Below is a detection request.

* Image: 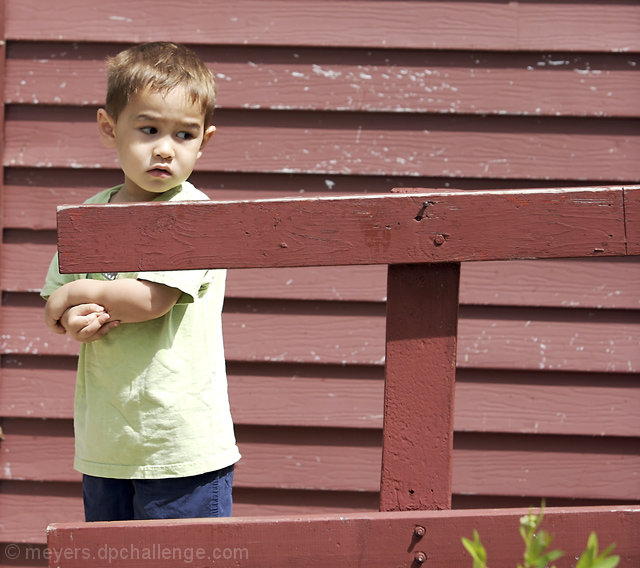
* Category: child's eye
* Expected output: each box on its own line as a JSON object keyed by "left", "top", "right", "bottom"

{"left": 176, "top": 131, "right": 195, "bottom": 140}
{"left": 140, "top": 126, "right": 157, "bottom": 135}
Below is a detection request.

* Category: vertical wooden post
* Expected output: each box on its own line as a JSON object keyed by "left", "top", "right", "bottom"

{"left": 380, "top": 263, "right": 461, "bottom": 512}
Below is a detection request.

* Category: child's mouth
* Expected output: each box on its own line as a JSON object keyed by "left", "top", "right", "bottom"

{"left": 148, "top": 168, "right": 171, "bottom": 178}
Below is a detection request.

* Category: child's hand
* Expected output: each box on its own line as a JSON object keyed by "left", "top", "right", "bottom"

{"left": 44, "top": 285, "right": 76, "bottom": 334}
{"left": 60, "top": 304, "right": 120, "bottom": 343}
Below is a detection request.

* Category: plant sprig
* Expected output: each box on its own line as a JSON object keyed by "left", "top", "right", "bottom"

{"left": 461, "top": 502, "right": 619, "bottom": 568}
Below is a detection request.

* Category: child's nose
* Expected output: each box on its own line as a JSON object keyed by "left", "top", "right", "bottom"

{"left": 153, "top": 138, "right": 174, "bottom": 159}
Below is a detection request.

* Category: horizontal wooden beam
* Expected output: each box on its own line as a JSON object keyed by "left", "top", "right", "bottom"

{"left": 47, "top": 506, "right": 640, "bottom": 568}
{"left": 57, "top": 186, "right": 638, "bottom": 273}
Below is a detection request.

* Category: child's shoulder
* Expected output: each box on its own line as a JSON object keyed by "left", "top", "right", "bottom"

{"left": 172, "top": 181, "right": 209, "bottom": 202}
{"left": 84, "top": 185, "right": 122, "bottom": 204}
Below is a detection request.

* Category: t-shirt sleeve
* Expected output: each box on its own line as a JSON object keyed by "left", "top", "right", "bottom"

{"left": 136, "top": 268, "right": 219, "bottom": 304}
{"left": 41, "top": 252, "right": 77, "bottom": 299}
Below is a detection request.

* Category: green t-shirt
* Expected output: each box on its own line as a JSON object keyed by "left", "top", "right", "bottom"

{"left": 42, "top": 182, "right": 240, "bottom": 479}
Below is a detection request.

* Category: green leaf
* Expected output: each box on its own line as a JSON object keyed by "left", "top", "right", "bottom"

{"left": 461, "top": 530, "right": 488, "bottom": 568}
{"left": 575, "top": 533, "right": 619, "bottom": 568}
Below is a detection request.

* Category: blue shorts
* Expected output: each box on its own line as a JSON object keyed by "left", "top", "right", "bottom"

{"left": 82, "top": 465, "right": 234, "bottom": 522}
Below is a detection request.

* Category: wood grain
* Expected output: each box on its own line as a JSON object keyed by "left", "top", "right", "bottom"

{"left": 3, "top": 419, "right": 638, "bottom": 502}
{"left": 2, "top": 358, "right": 638, "bottom": 436}
{"left": 45, "top": 507, "right": 640, "bottom": 567}
{"left": 4, "top": 298, "right": 639, "bottom": 372}
{"left": 2, "top": 0, "right": 640, "bottom": 556}
{"left": 6, "top": 0, "right": 639, "bottom": 51}
{"left": 4, "top": 240, "right": 639, "bottom": 309}
{"left": 54, "top": 188, "right": 632, "bottom": 273}
{"left": 6, "top": 43, "right": 638, "bottom": 117}
{"left": 6, "top": 107, "right": 639, "bottom": 180}
{"left": 0, "top": 481, "right": 635, "bottom": 547}
{"left": 0, "top": 169, "right": 607, "bottom": 231}
{"left": 381, "top": 263, "right": 459, "bottom": 511}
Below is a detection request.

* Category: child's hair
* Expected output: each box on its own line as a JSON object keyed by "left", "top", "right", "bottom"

{"left": 105, "top": 42, "right": 217, "bottom": 126}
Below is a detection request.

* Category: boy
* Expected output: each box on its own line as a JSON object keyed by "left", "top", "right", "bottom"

{"left": 41, "top": 42, "right": 241, "bottom": 522}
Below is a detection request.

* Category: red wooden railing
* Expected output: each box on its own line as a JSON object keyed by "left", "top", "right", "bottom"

{"left": 47, "top": 186, "right": 639, "bottom": 566}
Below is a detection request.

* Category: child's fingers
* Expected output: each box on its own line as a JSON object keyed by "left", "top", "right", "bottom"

{"left": 96, "top": 311, "right": 112, "bottom": 324}
{"left": 77, "top": 303, "right": 106, "bottom": 316}
{"left": 83, "top": 320, "right": 120, "bottom": 343}
{"left": 76, "top": 311, "right": 109, "bottom": 336}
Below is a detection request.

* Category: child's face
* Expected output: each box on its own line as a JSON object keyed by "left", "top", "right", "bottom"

{"left": 97, "top": 86, "right": 215, "bottom": 201}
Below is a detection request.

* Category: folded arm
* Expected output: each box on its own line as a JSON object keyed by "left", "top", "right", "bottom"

{"left": 45, "top": 278, "right": 182, "bottom": 334}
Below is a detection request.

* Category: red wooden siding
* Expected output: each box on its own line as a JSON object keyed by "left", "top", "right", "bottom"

{"left": 1, "top": 0, "right": 639, "bottom": 561}
{"left": 5, "top": 1, "right": 640, "bottom": 52}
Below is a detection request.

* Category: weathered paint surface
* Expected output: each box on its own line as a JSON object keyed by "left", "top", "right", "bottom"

{"left": 1, "top": 0, "right": 639, "bottom": 557}
{"left": 6, "top": 44, "right": 640, "bottom": 117}
{"left": 56, "top": 187, "right": 635, "bottom": 273}
{"left": 46, "top": 507, "right": 640, "bottom": 567}
{"left": 380, "top": 264, "right": 459, "bottom": 511}
{"left": 7, "top": 1, "right": 640, "bottom": 51}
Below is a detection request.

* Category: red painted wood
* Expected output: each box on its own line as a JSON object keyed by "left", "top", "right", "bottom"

{"left": 626, "top": 187, "right": 640, "bottom": 255}
{"left": 1, "top": 169, "right": 602, "bottom": 231}
{"left": 7, "top": 0, "right": 640, "bottom": 52}
{"left": 0, "top": 481, "right": 84, "bottom": 544}
{"left": 46, "top": 507, "right": 640, "bottom": 568}
{"left": 0, "top": 480, "right": 380, "bottom": 546}
{"left": 4, "top": 299, "right": 639, "bottom": 372}
{"left": 54, "top": 188, "right": 631, "bottom": 273}
{"left": 6, "top": 43, "right": 639, "bottom": 118}
{"left": 0, "top": 543, "right": 48, "bottom": 568}
{"left": 6, "top": 107, "right": 640, "bottom": 180}
{"left": 3, "top": 360, "right": 639, "bottom": 437}
{"left": 2, "top": 2, "right": 639, "bottom": 557}
{"left": 6, "top": 240, "right": 640, "bottom": 310}
{"left": 380, "top": 264, "right": 459, "bottom": 511}
{"left": 5, "top": 417, "right": 638, "bottom": 500}
{"left": 2, "top": 479, "right": 633, "bottom": 547}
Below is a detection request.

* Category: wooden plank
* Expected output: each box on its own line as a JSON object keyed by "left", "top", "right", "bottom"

{"left": 0, "top": 543, "right": 48, "bottom": 567}
{"left": 460, "top": 257, "right": 640, "bottom": 310}
{"left": 6, "top": 0, "right": 639, "bottom": 52}
{"left": 6, "top": 43, "right": 639, "bottom": 118}
{"left": 6, "top": 107, "right": 640, "bottom": 180}
{"left": 46, "top": 507, "right": 640, "bottom": 568}
{"left": 3, "top": 418, "right": 638, "bottom": 501}
{"left": 0, "top": 481, "right": 84, "bottom": 544}
{"left": 1, "top": 482, "right": 631, "bottom": 547}
{"left": 458, "top": 305, "right": 640, "bottom": 373}
{"left": 380, "top": 264, "right": 459, "bottom": 511}
{"left": 3, "top": 298, "right": 639, "bottom": 372}
{"left": 453, "top": 370, "right": 640, "bottom": 437}
{"left": 6, "top": 240, "right": 640, "bottom": 310}
{"left": 452, "top": 433, "right": 640, "bottom": 501}
{"left": 54, "top": 187, "right": 631, "bottom": 273}
{"left": 0, "top": 481, "right": 379, "bottom": 546}
{"left": 0, "top": 169, "right": 599, "bottom": 231}
{"left": 626, "top": 186, "right": 640, "bottom": 255}
{"left": 228, "top": 431, "right": 640, "bottom": 500}
{"left": 2, "top": 358, "right": 638, "bottom": 435}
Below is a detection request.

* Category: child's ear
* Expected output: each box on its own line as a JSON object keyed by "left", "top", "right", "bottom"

{"left": 97, "top": 108, "right": 117, "bottom": 148}
{"left": 197, "top": 125, "right": 216, "bottom": 159}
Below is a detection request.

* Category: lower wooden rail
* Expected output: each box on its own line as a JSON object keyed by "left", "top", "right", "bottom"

{"left": 47, "top": 506, "right": 640, "bottom": 567}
